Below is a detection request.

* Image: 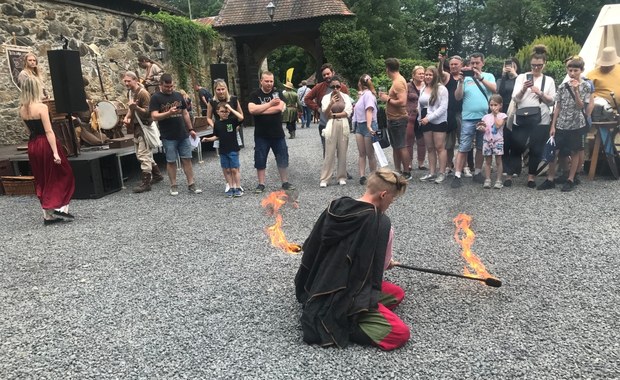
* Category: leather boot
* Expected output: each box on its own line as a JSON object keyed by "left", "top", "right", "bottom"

{"left": 133, "top": 172, "right": 152, "bottom": 193}
{"left": 151, "top": 164, "right": 164, "bottom": 184}
{"left": 289, "top": 130, "right": 296, "bottom": 139}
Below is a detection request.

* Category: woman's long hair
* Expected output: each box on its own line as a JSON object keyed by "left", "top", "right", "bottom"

{"left": 358, "top": 74, "right": 376, "bottom": 96}
{"left": 19, "top": 76, "right": 42, "bottom": 118}
{"left": 426, "top": 66, "right": 441, "bottom": 106}
{"left": 213, "top": 79, "right": 231, "bottom": 102}
{"left": 22, "top": 53, "right": 40, "bottom": 77}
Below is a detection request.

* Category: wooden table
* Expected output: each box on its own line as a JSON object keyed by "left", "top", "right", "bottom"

{"left": 588, "top": 121, "right": 619, "bottom": 180}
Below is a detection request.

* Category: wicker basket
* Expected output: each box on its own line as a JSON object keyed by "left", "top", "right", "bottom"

{"left": 1, "top": 176, "right": 36, "bottom": 196}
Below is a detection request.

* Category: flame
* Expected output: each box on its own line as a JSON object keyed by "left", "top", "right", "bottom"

{"left": 261, "top": 191, "right": 301, "bottom": 254}
{"left": 453, "top": 213, "right": 496, "bottom": 280}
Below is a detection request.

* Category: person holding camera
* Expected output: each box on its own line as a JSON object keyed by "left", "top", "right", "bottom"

{"left": 451, "top": 52, "right": 497, "bottom": 188}
{"left": 510, "top": 45, "right": 556, "bottom": 189}
{"left": 496, "top": 58, "right": 520, "bottom": 186}
{"left": 149, "top": 73, "right": 203, "bottom": 196}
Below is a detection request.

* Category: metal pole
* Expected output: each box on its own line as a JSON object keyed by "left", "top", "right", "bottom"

{"left": 187, "top": 0, "right": 193, "bottom": 20}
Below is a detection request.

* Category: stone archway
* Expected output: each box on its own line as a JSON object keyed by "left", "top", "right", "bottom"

{"left": 213, "top": 0, "right": 354, "bottom": 125}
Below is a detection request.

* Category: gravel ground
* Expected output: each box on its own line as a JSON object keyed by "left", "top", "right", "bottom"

{"left": 1, "top": 124, "right": 619, "bottom": 379}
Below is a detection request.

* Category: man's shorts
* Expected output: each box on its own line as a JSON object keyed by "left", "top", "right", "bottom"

{"left": 355, "top": 121, "right": 378, "bottom": 138}
{"left": 254, "top": 136, "right": 289, "bottom": 170}
{"left": 220, "top": 151, "right": 240, "bottom": 169}
{"left": 162, "top": 137, "right": 192, "bottom": 163}
{"left": 555, "top": 128, "right": 586, "bottom": 157}
{"left": 446, "top": 112, "right": 461, "bottom": 149}
{"left": 387, "top": 118, "right": 408, "bottom": 149}
{"left": 459, "top": 119, "right": 484, "bottom": 153}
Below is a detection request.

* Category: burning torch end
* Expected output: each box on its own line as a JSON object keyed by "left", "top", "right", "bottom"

{"left": 484, "top": 277, "right": 502, "bottom": 288}
{"left": 290, "top": 244, "right": 302, "bottom": 253}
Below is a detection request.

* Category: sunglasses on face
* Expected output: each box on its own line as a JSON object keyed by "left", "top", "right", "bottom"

{"left": 531, "top": 64, "right": 544, "bottom": 69}
{"left": 330, "top": 84, "right": 341, "bottom": 89}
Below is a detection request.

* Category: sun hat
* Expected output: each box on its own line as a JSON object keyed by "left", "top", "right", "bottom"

{"left": 596, "top": 46, "right": 620, "bottom": 67}
{"left": 284, "top": 81, "right": 295, "bottom": 90}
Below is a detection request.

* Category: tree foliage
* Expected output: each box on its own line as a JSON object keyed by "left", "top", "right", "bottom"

{"left": 163, "top": 0, "right": 223, "bottom": 18}
{"left": 320, "top": 19, "right": 373, "bottom": 85}
{"left": 515, "top": 36, "right": 581, "bottom": 69}
{"left": 267, "top": 46, "right": 316, "bottom": 88}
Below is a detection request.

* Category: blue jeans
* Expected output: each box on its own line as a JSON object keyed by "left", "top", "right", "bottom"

{"left": 162, "top": 138, "right": 192, "bottom": 162}
{"left": 459, "top": 119, "right": 484, "bottom": 153}
{"left": 301, "top": 106, "right": 312, "bottom": 128}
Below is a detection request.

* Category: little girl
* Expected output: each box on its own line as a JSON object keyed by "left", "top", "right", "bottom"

{"left": 477, "top": 94, "right": 507, "bottom": 189}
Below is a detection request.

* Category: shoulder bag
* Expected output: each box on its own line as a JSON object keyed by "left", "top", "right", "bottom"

{"left": 135, "top": 114, "right": 162, "bottom": 149}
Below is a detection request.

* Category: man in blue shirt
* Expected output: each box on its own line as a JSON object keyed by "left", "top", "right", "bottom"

{"left": 451, "top": 53, "right": 497, "bottom": 188}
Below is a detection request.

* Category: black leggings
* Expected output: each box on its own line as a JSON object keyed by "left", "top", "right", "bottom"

{"left": 509, "top": 123, "right": 550, "bottom": 176}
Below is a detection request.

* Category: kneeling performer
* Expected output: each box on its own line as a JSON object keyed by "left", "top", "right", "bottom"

{"left": 295, "top": 168, "right": 411, "bottom": 350}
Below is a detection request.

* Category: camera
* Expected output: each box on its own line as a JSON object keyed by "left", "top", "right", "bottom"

{"left": 526, "top": 73, "right": 533, "bottom": 82}
{"left": 504, "top": 60, "right": 512, "bottom": 67}
{"left": 462, "top": 69, "right": 474, "bottom": 77}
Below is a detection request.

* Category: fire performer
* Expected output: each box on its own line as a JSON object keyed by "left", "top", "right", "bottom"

{"left": 295, "top": 168, "right": 410, "bottom": 350}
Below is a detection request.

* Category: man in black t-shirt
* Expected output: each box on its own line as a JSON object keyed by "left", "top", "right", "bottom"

{"left": 248, "top": 71, "right": 295, "bottom": 193}
{"left": 194, "top": 83, "right": 212, "bottom": 116}
{"left": 150, "top": 73, "right": 202, "bottom": 196}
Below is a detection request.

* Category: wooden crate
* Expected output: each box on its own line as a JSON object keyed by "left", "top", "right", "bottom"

{"left": 1, "top": 176, "right": 36, "bottom": 196}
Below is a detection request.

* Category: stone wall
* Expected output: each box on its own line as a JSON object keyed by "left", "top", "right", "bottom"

{"left": 0, "top": 0, "right": 239, "bottom": 145}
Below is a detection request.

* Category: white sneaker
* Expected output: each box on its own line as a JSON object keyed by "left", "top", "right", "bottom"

{"left": 224, "top": 183, "right": 230, "bottom": 193}
{"left": 170, "top": 185, "right": 179, "bottom": 196}
{"left": 319, "top": 182, "right": 327, "bottom": 188}
{"left": 494, "top": 180, "right": 503, "bottom": 189}
{"left": 463, "top": 167, "right": 473, "bottom": 177}
{"left": 420, "top": 173, "right": 437, "bottom": 182}
{"left": 339, "top": 179, "right": 347, "bottom": 186}
{"left": 483, "top": 179, "right": 492, "bottom": 189}
{"left": 434, "top": 173, "right": 446, "bottom": 184}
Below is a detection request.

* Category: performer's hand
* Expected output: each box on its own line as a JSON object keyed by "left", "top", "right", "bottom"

{"left": 53, "top": 153, "right": 61, "bottom": 164}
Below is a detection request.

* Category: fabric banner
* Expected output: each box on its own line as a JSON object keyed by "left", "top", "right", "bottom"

{"left": 3, "top": 44, "right": 31, "bottom": 90}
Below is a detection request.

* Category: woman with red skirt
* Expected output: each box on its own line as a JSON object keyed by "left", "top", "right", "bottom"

{"left": 19, "top": 77, "right": 75, "bottom": 225}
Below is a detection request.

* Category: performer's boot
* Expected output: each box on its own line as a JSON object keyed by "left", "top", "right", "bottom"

{"left": 133, "top": 172, "right": 152, "bottom": 193}
{"left": 289, "top": 130, "right": 296, "bottom": 139}
{"left": 151, "top": 164, "right": 164, "bottom": 183}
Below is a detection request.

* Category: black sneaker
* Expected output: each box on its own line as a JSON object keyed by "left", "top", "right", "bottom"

{"left": 473, "top": 172, "right": 485, "bottom": 184}
{"left": 402, "top": 172, "right": 412, "bottom": 181}
{"left": 52, "top": 210, "right": 75, "bottom": 221}
{"left": 254, "top": 184, "right": 266, "bottom": 193}
{"left": 561, "top": 180, "right": 575, "bottom": 192}
{"left": 359, "top": 176, "right": 367, "bottom": 185}
{"left": 451, "top": 176, "right": 463, "bottom": 188}
{"left": 503, "top": 178, "right": 513, "bottom": 187}
{"left": 527, "top": 180, "right": 537, "bottom": 188}
{"left": 43, "top": 218, "right": 63, "bottom": 226}
{"left": 282, "top": 182, "right": 295, "bottom": 191}
{"left": 536, "top": 179, "right": 555, "bottom": 190}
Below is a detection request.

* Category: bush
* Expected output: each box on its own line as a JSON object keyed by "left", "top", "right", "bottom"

{"left": 320, "top": 19, "right": 373, "bottom": 85}
{"left": 515, "top": 35, "right": 581, "bottom": 70}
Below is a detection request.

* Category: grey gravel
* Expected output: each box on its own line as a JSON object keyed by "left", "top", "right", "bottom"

{"left": 1, "top": 124, "right": 619, "bottom": 379}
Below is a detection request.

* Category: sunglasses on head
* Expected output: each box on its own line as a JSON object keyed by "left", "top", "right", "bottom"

{"left": 330, "top": 84, "right": 341, "bottom": 89}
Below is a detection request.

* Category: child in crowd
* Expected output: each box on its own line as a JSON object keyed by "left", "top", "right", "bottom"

{"left": 202, "top": 102, "right": 244, "bottom": 197}
{"left": 537, "top": 56, "right": 592, "bottom": 192}
{"left": 477, "top": 94, "right": 507, "bottom": 189}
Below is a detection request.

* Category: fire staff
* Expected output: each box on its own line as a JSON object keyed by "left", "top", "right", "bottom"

{"left": 295, "top": 168, "right": 410, "bottom": 350}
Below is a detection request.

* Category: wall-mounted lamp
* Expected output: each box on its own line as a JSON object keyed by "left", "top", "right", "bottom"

{"left": 266, "top": 1, "right": 275, "bottom": 22}
{"left": 153, "top": 43, "right": 166, "bottom": 62}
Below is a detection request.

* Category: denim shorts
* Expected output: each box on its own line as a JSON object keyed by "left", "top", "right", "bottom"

{"left": 254, "top": 136, "right": 289, "bottom": 169}
{"left": 162, "top": 138, "right": 192, "bottom": 162}
{"left": 387, "top": 118, "right": 408, "bottom": 149}
{"left": 220, "top": 151, "right": 240, "bottom": 169}
{"left": 459, "top": 119, "right": 484, "bottom": 152}
{"left": 355, "top": 121, "right": 378, "bottom": 138}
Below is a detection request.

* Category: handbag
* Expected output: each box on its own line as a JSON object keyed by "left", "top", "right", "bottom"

{"left": 515, "top": 106, "right": 541, "bottom": 126}
{"left": 136, "top": 113, "right": 162, "bottom": 149}
{"left": 542, "top": 136, "right": 556, "bottom": 162}
{"left": 373, "top": 128, "right": 390, "bottom": 148}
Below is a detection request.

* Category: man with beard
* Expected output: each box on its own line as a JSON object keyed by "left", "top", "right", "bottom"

{"left": 122, "top": 71, "right": 164, "bottom": 193}
{"left": 304, "top": 63, "right": 350, "bottom": 155}
{"left": 248, "top": 71, "right": 295, "bottom": 193}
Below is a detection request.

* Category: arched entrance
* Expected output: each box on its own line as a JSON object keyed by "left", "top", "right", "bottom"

{"left": 213, "top": 0, "right": 354, "bottom": 125}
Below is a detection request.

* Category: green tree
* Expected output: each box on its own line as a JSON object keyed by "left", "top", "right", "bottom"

{"left": 320, "top": 19, "right": 373, "bottom": 85}
{"left": 162, "top": 0, "right": 223, "bottom": 17}
{"left": 267, "top": 46, "right": 316, "bottom": 88}
{"left": 344, "top": 0, "right": 411, "bottom": 58}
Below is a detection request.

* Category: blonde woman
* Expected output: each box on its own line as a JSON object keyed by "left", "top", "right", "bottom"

{"left": 407, "top": 66, "right": 427, "bottom": 171}
{"left": 18, "top": 52, "right": 48, "bottom": 99}
{"left": 19, "top": 77, "right": 75, "bottom": 224}
{"left": 206, "top": 79, "right": 245, "bottom": 192}
{"left": 319, "top": 76, "right": 353, "bottom": 187}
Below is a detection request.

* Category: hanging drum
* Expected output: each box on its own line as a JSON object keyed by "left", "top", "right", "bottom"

{"left": 96, "top": 101, "right": 127, "bottom": 130}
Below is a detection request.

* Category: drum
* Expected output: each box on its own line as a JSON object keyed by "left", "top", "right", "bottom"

{"left": 96, "top": 101, "right": 127, "bottom": 130}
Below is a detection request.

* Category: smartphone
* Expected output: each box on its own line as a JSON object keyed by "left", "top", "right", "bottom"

{"left": 462, "top": 69, "right": 474, "bottom": 77}
{"left": 504, "top": 60, "right": 512, "bottom": 67}
{"left": 439, "top": 44, "right": 447, "bottom": 55}
{"left": 526, "top": 73, "right": 533, "bottom": 82}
